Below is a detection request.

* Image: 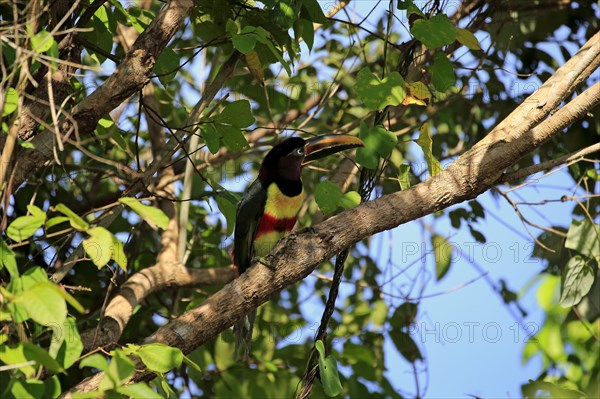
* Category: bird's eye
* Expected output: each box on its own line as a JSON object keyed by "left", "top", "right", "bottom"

{"left": 294, "top": 148, "right": 305, "bottom": 156}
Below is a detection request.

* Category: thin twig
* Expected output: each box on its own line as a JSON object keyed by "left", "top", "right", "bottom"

{"left": 501, "top": 142, "right": 600, "bottom": 185}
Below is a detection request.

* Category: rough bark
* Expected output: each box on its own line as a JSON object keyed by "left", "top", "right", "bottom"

{"left": 79, "top": 263, "right": 236, "bottom": 352}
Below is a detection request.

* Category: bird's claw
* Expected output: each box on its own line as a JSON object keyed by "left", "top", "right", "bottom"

{"left": 254, "top": 256, "right": 275, "bottom": 272}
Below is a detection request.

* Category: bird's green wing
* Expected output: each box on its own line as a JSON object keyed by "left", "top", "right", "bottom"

{"left": 234, "top": 179, "right": 267, "bottom": 273}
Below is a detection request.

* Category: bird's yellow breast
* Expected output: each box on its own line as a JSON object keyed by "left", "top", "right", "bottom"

{"left": 263, "top": 183, "right": 305, "bottom": 219}
{"left": 253, "top": 183, "right": 304, "bottom": 257}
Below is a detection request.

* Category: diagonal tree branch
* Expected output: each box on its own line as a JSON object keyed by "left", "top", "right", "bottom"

{"left": 79, "top": 262, "right": 236, "bottom": 352}
{"left": 63, "top": 31, "right": 600, "bottom": 396}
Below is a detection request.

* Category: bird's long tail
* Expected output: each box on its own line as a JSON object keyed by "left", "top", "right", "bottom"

{"left": 234, "top": 310, "right": 256, "bottom": 361}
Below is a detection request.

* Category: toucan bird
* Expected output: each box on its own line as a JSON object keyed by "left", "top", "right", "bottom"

{"left": 233, "top": 134, "right": 365, "bottom": 360}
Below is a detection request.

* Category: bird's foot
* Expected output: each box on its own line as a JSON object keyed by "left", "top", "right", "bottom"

{"left": 305, "top": 226, "right": 317, "bottom": 234}
{"left": 254, "top": 256, "right": 275, "bottom": 272}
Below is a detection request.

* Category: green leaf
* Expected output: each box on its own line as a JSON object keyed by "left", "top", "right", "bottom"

{"left": 81, "top": 6, "right": 115, "bottom": 63}
{"left": 136, "top": 343, "right": 183, "bottom": 373}
{"left": 47, "top": 38, "right": 59, "bottom": 68}
{"left": 112, "top": 235, "right": 127, "bottom": 272}
{"left": 44, "top": 376, "right": 62, "bottom": 399}
{"left": 182, "top": 355, "right": 202, "bottom": 374}
{"left": 30, "top": 29, "right": 56, "bottom": 53}
{"left": 215, "top": 192, "right": 238, "bottom": 236}
{"left": 154, "top": 47, "right": 180, "bottom": 78}
{"left": 416, "top": 123, "right": 442, "bottom": 177}
{"left": 9, "top": 379, "right": 45, "bottom": 399}
{"left": 392, "top": 302, "right": 418, "bottom": 328}
{"left": 339, "top": 191, "right": 361, "bottom": 210}
{"left": 45, "top": 216, "right": 70, "bottom": 230}
{"left": 109, "top": 0, "right": 144, "bottom": 32}
{"left": 404, "top": 81, "right": 431, "bottom": 106}
{"left": 410, "top": 14, "right": 456, "bottom": 48}
{"left": 217, "top": 100, "right": 255, "bottom": 128}
{"left": 0, "top": 344, "right": 37, "bottom": 377}
{"left": 99, "top": 350, "right": 135, "bottom": 391}
{"left": 301, "top": 0, "right": 328, "bottom": 24}
{"left": 390, "top": 331, "right": 422, "bottom": 363}
{"left": 215, "top": 124, "right": 249, "bottom": 152}
{"left": 71, "top": 390, "right": 105, "bottom": 399}
{"left": 52, "top": 280, "right": 86, "bottom": 314}
{"left": 119, "top": 197, "right": 169, "bottom": 230}
{"left": 456, "top": 28, "right": 481, "bottom": 50}
{"left": 232, "top": 32, "right": 257, "bottom": 54}
{"left": 15, "top": 281, "right": 67, "bottom": 325}
{"left": 276, "top": 1, "right": 298, "bottom": 28}
{"left": 80, "top": 353, "right": 108, "bottom": 371}
{"left": 522, "top": 380, "right": 588, "bottom": 399}
{"left": 586, "top": 168, "right": 599, "bottom": 180}
{"left": 315, "top": 340, "right": 343, "bottom": 397}
{"left": 28, "top": 204, "right": 45, "bottom": 218}
{"left": 54, "top": 203, "right": 90, "bottom": 231}
{"left": 7, "top": 204, "right": 46, "bottom": 242}
{"left": 315, "top": 181, "right": 343, "bottom": 215}
{"left": 83, "top": 227, "right": 114, "bottom": 269}
{"left": 17, "top": 140, "right": 35, "bottom": 149}
{"left": 398, "top": 0, "right": 426, "bottom": 19}
{"left": 157, "top": 374, "right": 176, "bottom": 398}
{"left": 1, "top": 238, "right": 19, "bottom": 279}
{"left": 430, "top": 52, "right": 456, "bottom": 92}
{"left": 432, "top": 234, "right": 453, "bottom": 280}
{"left": 202, "top": 124, "right": 221, "bottom": 154}
{"left": 226, "top": 19, "right": 239, "bottom": 35}
{"left": 242, "top": 49, "right": 264, "bottom": 81}
{"left": 343, "top": 342, "right": 375, "bottom": 366}
{"left": 117, "top": 383, "right": 163, "bottom": 399}
{"left": 355, "top": 123, "right": 398, "bottom": 169}
{"left": 5, "top": 294, "right": 28, "bottom": 325}
{"left": 370, "top": 300, "right": 388, "bottom": 327}
{"left": 23, "top": 343, "right": 64, "bottom": 373}
{"left": 20, "top": 266, "right": 47, "bottom": 289}
{"left": 355, "top": 68, "right": 406, "bottom": 110}
{"left": 560, "top": 255, "right": 595, "bottom": 307}
{"left": 398, "top": 164, "right": 411, "bottom": 190}
{"left": 93, "top": 3, "right": 111, "bottom": 28}
{"left": 48, "top": 317, "right": 83, "bottom": 369}
{"left": 111, "top": 129, "right": 129, "bottom": 151}
{"left": 1, "top": 342, "right": 65, "bottom": 376}
{"left": 565, "top": 219, "right": 600, "bottom": 263}
{"left": 263, "top": 39, "right": 292, "bottom": 76}
{"left": 2, "top": 87, "right": 18, "bottom": 116}
{"left": 468, "top": 225, "right": 486, "bottom": 243}
{"left": 299, "top": 18, "right": 314, "bottom": 50}
{"left": 469, "top": 200, "right": 485, "bottom": 219}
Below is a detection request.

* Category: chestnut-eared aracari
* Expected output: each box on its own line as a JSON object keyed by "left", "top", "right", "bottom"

{"left": 233, "top": 134, "right": 365, "bottom": 360}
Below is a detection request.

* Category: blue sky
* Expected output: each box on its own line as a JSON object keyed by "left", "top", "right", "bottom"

{"left": 385, "top": 167, "right": 589, "bottom": 398}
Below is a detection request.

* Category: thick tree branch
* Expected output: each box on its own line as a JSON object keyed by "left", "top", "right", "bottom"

{"left": 79, "top": 263, "right": 236, "bottom": 352}
{"left": 64, "top": 32, "right": 600, "bottom": 396}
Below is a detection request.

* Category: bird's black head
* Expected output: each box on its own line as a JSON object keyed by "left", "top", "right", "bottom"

{"left": 259, "top": 134, "right": 366, "bottom": 183}
{"left": 261, "top": 137, "right": 307, "bottom": 182}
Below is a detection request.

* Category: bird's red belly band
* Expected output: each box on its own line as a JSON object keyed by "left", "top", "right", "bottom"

{"left": 255, "top": 213, "right": 296, "bottom": 238}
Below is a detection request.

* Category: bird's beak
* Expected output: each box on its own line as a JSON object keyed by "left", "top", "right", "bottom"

{"left": 303, "top": 134, "right": 365, "bottom": 165}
